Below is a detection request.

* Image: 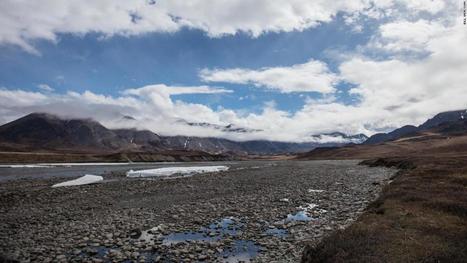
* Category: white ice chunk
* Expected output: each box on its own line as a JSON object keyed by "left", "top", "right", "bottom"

{"left": 52, "top": 174, "right": 103, "bottom": 187}
{"left": 126, "top": 166, "right": 229, "bottom": 178}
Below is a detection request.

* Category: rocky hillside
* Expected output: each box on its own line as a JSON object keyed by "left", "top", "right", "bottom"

{"left": 364, "top": 110, "right": 467, "bottom": 145}
{"left": 0, "top": 113, "right": 365, "bottom": 155}
{"left": 298, "top": 110, "right": 467, "bottom": 160}
{"left": 0, "top": 113, "right": 129, "bottom": 152}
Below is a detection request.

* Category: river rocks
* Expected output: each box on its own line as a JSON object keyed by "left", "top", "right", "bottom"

{"left": 129, "top": 229, "right": 142, "bottom": 239}
{"left": 0, "top": 160, "right": 395, "bottom": 262}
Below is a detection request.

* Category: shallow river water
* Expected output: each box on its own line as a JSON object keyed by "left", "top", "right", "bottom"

{"left": 0, "top": 161, "right": 256, "bottom": 181}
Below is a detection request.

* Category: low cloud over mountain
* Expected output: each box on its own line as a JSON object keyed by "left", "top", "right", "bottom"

{"left": 0, "top": 113, "right": 368, "bottom": 154}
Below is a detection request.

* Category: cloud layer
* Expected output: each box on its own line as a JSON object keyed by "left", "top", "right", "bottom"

{"left": 200, "top": 60, "right": 338, "bottom": 93}
{"left": 1, "top": 18, "right": 466, "bottom": 143}
{"left": 0, "top": 0, "right": 464, "bottom": 143}
{"left": 0, "top": 0, "right": 451, "bottom": 53}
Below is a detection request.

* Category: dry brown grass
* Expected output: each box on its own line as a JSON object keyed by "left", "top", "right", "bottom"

{"left": 302, "top": 156, "right": 467, "bottom": 263}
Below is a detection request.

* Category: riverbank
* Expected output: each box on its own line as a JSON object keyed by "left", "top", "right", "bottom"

{"left": 0, "top": 150, "right": 234, "bottom": 164}
{"left": 0, "top": 160, "right": 394, "bottom": 262}
{"left": 301, "top": 156, "right": 467, "bottom": 262}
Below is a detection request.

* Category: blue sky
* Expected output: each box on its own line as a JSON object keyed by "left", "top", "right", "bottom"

{"left": 0, "top": 14, "right": 372, "bottom": 113}
{"left": 0, "top": 0, "right": 465, "bottom": 142}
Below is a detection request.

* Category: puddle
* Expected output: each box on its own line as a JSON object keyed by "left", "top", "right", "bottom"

{"left": 265, "top": 228, "right": 288, "bottom": 238}
{"left": 206, "top": 217, "right": 241, "bottom": 235}
{"left": 286, "top": 211, "right": 313, "bottom": 222}
{"left": 162, "top": 231, "right": 214, "bottom": 245}
{"left": 78, "top": 218, "right": 261, "bottom": 262}
{"left": 136, "top": 217, "right": 261, "bottom": 262}
{"left": 274, "top": 204, "right": 319, "bottom": 225}
{"left": 161, "top": 217, "right": 242, "bottom": 245}
{"left": 79, "top": 246, "right": 111, "bottom": 258}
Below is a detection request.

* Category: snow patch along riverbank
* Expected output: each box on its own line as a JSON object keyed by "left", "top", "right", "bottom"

{"left": 126, "top": 166, "right": 229, "bottom": 178}
{"left": 52, "top": 174, "right": 103, "bottom": 187}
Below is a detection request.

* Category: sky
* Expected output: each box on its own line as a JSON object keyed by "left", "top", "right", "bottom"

{"left": 0, "top": 0, "right": 466, "bottom": 142}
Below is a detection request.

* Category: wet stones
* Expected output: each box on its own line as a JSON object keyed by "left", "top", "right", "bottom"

{"left": 129, "top": 229, "right": 142, "bottom": 239}
{"left": 0, "top": 160, "right": 396, "bottom": 262}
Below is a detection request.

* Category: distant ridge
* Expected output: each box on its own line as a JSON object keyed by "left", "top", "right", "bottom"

{"left": 0, "top": 113, "right": 366, "bottom": 155}
{"left": 0, "top": 113, "right": 128, "bottom": 151}
{"left": 364, "top": 110, "right": 467, "bottom": 145}
{"left": 298, "top": 109, "right": 467, "bottom": 160}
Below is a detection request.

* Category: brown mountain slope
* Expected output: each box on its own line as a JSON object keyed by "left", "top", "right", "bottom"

{"left": 0, "top": 113, "right": 365, "bottom": 155}
{"left": 298, "top": 120, "right": 467, "bottom": 160}
{"left": 300, "top": 119, "right": 467, "bottom": 262}
{"left": 363, "top": 109, "right": 466, "bottom": 145}
{"left": 0, "top": 113, "right": 132, "bottom": 152}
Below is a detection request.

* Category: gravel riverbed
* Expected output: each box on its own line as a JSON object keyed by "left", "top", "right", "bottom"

{"left": 0, "top": 160, "right": 396, "bottom": 262}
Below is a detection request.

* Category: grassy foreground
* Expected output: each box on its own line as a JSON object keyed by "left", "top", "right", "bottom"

{"left": 301, "top": 156, "right": 467, "bottom": 262}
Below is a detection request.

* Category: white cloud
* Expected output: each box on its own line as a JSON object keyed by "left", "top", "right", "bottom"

{"left": 0, "top": 84, "right": 237, "bottom": 139}
{"left": 0, "top": 0, "right": 179, "bottom": 54}
{"left": 0, "top": 0, "right": 453, "bottom": 53}
{"left": 338, "top": 23, "right": 467, "bottom": 128}
{"left": 37, "top": 84, "right": 54, "bottom": 92}
{"left": 123, "top": 84, "right": 232, "bottom": 96}
{"left": 369, "top": 19, "right": 446, "bottom": 53}
{"left": 200, "top": 60, "right": 338, "bottom": 93}
{"left": 0, "top": 1, "right": 465, "bottom": 143}
{"left": 162, "top": 0, "right": 372, "bottom": 37}
{"left": 0, "top": 19, "right": 466, "bottom": 143}
{"left": 0, "top": 89, "right": 48, "bottom": 107}
{"left": 399, "top": 0, "right": 446, "bottom": 14}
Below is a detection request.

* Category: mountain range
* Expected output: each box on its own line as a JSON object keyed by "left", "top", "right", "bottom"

{"left": 0, "top": 113, "right": 365, "bottom": 155}
{"left": 298, "top": 109, "right": 467, "bottom": 160}
{"left": 3, "top": 110, "right": 463, "bottom": 158}
{"left": 364, "top": 110, "right": 467, "bottom": 144}
{"left": 176, "top": 120, "right": 263, "bottom": 133}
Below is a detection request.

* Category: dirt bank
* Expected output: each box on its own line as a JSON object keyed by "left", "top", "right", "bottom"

{"left": 301, "top": 156, "right": 467, "bottom": 263}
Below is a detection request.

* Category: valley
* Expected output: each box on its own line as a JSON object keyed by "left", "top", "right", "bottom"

{"left": 0, "top": 160, "right": 395, "bottom": 262}
{"left": 0, "top": 113, "right": 367, "bottom": 160}
{"left": 1, "top": 109, "right": 467, "bottom": 262}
